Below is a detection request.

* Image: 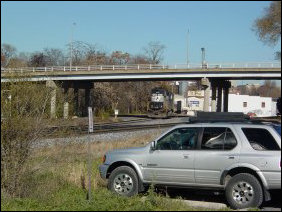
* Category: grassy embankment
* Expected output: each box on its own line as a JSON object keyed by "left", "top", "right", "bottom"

{"left": 1, "top": 133, "right": 232, "bottom": 211}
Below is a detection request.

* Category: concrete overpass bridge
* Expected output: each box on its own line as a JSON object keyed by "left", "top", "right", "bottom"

{"left": 1, "top": 62, "right": 281, "bottom": 118}
{"left": 1, "top": 62, "right": 281, "bottom": 82}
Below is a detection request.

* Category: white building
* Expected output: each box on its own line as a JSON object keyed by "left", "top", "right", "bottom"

{"left": 228, "top": 94, "right": 276, "bottom": 117}
{"left": 178, "top": 89, "right": 276, "bottom": 117}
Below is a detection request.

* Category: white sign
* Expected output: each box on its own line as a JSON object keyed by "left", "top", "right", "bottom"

{"left": 114, "top": 109, "right": 119, "bottom": 115}
{"left": 88, "top": 107, "right": 93, "bottom": 133}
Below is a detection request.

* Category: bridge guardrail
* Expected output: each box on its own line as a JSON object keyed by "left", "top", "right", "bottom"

{"left": 1, "top": 62, "right": 281, "bottom": 73}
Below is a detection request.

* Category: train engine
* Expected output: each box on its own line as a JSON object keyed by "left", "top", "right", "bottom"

{"left": 148, "top": 88, "right": 174, "bottom": 118}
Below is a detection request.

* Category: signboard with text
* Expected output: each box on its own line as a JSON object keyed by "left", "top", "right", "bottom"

{"left": 88, "top": 107, "right": 93, "bottom": 133}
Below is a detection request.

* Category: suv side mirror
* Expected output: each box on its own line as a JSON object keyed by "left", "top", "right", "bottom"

{"left": 151, "top": 141, "right": 156, "bottom": 151}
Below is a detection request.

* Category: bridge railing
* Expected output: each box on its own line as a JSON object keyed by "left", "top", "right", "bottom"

{"left": 1, "top": 62, "right": 280, "bottom": 73}
{"left": 171, "top": 62, "right": 281, "bottom": 69}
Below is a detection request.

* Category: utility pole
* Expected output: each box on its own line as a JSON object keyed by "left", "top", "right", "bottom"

{"left": 201, "top": 47, "right": 207, "bottom": 69}
{"left": 187, "top": 29, "right": 189, "bottom": 65}
{"left": 70, "top": 22, "right": 76, "bottom": 71}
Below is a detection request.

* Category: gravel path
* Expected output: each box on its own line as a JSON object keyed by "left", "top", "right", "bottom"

{"left": 35, "top": 128, "right": 169, "bottom": 148}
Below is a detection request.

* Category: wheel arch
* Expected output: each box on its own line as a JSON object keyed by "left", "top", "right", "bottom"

{"left": 106, "top": 160, "right": 145, "bottom": 192}
{"left": 221, "top": 165, "right": 271, "bottom": 201}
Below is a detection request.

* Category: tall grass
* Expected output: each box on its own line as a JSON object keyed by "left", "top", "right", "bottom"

{"left": 2, "top": 133, "right": 230, "bottom": 211}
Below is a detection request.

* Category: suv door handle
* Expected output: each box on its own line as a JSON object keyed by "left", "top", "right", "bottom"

{"left": 228, "top": 156, "right": 235, "bottom": 159}
{"left": 183, "top": 154, "right": 190, "bottom": 159}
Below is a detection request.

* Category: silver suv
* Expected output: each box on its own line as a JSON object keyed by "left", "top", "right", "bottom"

{"left": 99, "top": 114, "right": 281, "bottom": 209}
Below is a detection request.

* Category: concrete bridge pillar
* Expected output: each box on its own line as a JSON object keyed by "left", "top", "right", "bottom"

{"left": 62, "top": 82, "right": 71, "bottom": 119}
{"left": 70, "top": 81, "right": 94, "bottom": 117}
{"left": 46, "top": 80, "right": 57, "bottom": 119}
{"left": 223, "top": 81, "right": 231, "bottom": 112}
{"left": 83, "top": 83, "right": 92, "bottom": 116}
{"left": 211, "top": 80, "right": 217, "bottom": 112}
{"left": 216, "top": 84, "right": 223, "bottom": 112}
{"left": 74, "top": 84, "right": 79, "bottom": 116}
{"left": 201, "top": 78, "right": 210, "bottom": 112}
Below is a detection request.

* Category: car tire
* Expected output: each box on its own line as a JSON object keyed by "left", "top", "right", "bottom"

{"left": 108, "top": 166, "right": 139, "bottom": 197}
{"left": 225, "top": 173, "right": 263, "bottom": 209}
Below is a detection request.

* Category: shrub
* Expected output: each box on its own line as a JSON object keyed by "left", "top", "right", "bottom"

{"left": 1, "top": 80, "right": 52, "bottom": 196}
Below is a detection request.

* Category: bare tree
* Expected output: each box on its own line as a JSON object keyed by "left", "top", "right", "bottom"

{"left": 66, "top": 41, "right": 89, "bottom": 66}
{"left": 84, "top": 44, "right": 108, "bottom": 65}
{"left": 43, "top": 48, "right": 65, "bottom": 66}
{"left": 110, "top": 51, "right": 130, "bottom": 65}
{"left": 1, "top": 43, "right": 17, "bottom": 68}
{"left": 18, "top": 52, "right": 31, "bottom": 63}
{"left": 143, "top": 41, "right": 166, "bottom": 64}
{"left": 129, "top": 54, "right": 151, "bottom": 64}
{"left": 28, "top": 52, "right": 48, "bottom": 67}
{"left": 257, "top": 80, "right": 281, "bottom": 98}
{"left": 275, "top": 51, "right": 281, "bottom": 61}
{"left": 1, "top": 81, "right": 52, "bottom": 196}
{"left": 7, "top": 58, "right": 27, "bottom": 68}
{"left": 253, "top": 1, "right": 281, "bottom": 46}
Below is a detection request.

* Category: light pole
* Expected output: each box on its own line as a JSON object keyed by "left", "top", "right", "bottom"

{"left": 187, "top": 29, "right": 189, "bottom": 65}
{"left": 201, "top": 47, "right": 207, "bottom": 68}
{"left": 70, "top": 22, "right": 76, "bottom": 71}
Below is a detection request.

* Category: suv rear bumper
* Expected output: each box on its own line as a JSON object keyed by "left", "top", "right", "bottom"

{"left": 99, "top": 164, "right": 109, "bottom": 179}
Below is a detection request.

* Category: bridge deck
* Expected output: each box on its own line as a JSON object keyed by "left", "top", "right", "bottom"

{"left": 1, "top": 67, "right": 281, "bottom": 82}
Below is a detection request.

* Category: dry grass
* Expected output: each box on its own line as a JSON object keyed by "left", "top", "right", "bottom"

{"left": 2, "top": 131, "right": 233, "bottom": 211}
{"left": 29, "top": 133, "right": 157, "bottom": 190}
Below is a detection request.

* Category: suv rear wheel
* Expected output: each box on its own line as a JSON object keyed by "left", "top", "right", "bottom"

{"left": 108, "top": 166, "right": 139, "bottom": 197}
{"left": 225, "top": 173, "right": 263, "bottom": 209}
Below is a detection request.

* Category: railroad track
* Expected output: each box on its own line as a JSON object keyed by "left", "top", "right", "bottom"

{"left": 44, "top": 121, "right": 187, "bottom": 136}
{"left": 42, "top": 115, "right": 281, "bottom": 137}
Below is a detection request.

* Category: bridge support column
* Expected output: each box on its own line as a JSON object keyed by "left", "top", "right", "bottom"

{"left": 46, "top": 80, "right": 57, "bottom": 119}
{"left": 216, "top": 84, "right": 223, "bottom": 112}
{"left": 84, "top": 84, "right": 92, "bottom": 116}
{"left": 223, "top": 81, "right": 231, "bottom": 112}
{"left": 201, "top": 78, "right": 210, "bottom": 112}
{"left": 62, "top": 82, "right": 70, "bottom": 119}
{"left": 211, "top": 80, "right": 217, "bottom": 112}
{"left": 74, "top": 84, "right": 79, "bottom": 116}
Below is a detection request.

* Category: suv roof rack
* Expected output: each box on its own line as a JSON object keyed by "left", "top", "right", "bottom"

{"left": 189, "top": 112, "right": 250, "bottom": 123}
{"left": 188, "top": 112, "right": 281, "bottom": 124}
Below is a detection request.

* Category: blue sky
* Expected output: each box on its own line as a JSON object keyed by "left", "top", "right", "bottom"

{"left": 1, "top": 1, "right": 281, "bottom": 65}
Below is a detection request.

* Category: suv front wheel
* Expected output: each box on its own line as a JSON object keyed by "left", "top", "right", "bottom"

{"left": 108, "top": 166, "right": 139, "bottom": 197}
{"left": 225, "top": 173, "right": 263, "bottom": 209}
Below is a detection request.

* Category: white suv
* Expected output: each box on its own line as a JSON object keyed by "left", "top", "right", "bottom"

{"left": 99, "top": 113, "right": 281, "bottom": 209}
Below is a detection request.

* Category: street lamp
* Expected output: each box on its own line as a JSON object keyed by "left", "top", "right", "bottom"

{"left": 70, "top": 22, "right": 76, "bottom": 71}
{"left": 201, "top": 47, "right": 207, "bottom": 69}
{"left": 187, "top": 29, "right": 189, "bottom": 65}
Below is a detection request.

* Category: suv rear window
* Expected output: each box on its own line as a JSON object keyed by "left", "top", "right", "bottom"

{"left": 242, "top": 128, "right": 280, "bottom": 151}
{"left": 201, "top": 127, "right": 237, "bottom": 150}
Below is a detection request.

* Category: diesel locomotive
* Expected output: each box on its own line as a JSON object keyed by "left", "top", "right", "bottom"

{"left": 147, "top": 88, "right": 175, "bottom": 118}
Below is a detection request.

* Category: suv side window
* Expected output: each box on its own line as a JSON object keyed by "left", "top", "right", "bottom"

{"left": 201, "top": 127, "right": 237, "bottom": 150}
{"left": 242, "top": 128, "right": 280, "bottom": 151}
{"left": 156, "top": 128, "right": 198, "bottom": 150}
